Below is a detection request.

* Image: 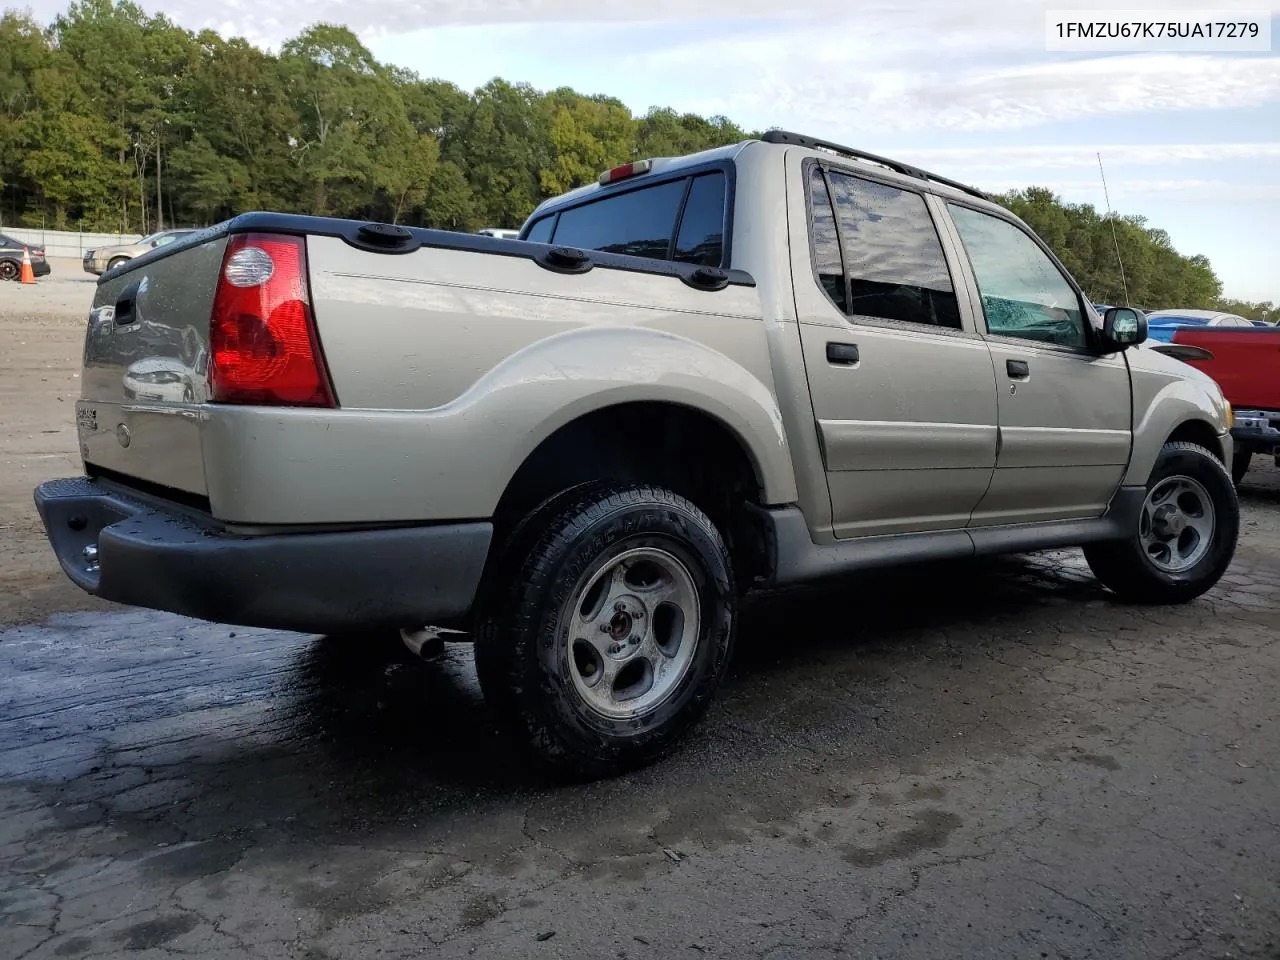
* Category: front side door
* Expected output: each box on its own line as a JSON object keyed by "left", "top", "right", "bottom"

{"left": 792, "top": 161, "right": 999, "bottom": 539}
{"left": 942, "top": 202, "right": 1133, "bottom": 526}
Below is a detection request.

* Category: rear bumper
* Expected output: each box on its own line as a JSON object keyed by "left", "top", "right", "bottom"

{"left": 32, "top": 260, "right": 51, "bottom": 277}
{"left": 1232, "top": 409, "right": 1280, "bottom": 454}
{"left": 34, "top": 477, "right": 493, "bottom": 634}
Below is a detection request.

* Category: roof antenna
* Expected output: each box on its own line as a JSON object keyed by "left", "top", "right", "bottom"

{"left": 1097, "top": 152, "right": 1130, "bottom": 307}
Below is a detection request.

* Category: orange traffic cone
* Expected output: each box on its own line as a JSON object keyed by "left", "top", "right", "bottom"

{"left": 19, "top": 246, "right": 36, "bottom": 284}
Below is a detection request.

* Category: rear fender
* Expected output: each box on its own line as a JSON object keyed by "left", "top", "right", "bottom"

{"left": 467, "top": 325, "right": 798, "bottom": 506}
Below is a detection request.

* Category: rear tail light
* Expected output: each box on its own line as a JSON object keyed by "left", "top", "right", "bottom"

{"left": 209, "top": 233, "right": 335, "bottom": 407}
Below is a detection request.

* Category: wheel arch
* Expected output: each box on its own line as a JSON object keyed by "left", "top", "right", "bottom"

{"left": 496, "top": 399, "right": 767, "bottom": 516}
{"left": 490, "top": 395, "right": 791, "bottom": 591}
{"left": 1126, "top": 380, "right": 1232, "bottom": 486}
{"left": 1166, "top": 418, "right": 1225, "bottom": 458}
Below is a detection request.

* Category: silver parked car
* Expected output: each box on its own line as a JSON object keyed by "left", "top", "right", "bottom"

{"left": 82, "top": 229, "right": 199, "bottom": 276}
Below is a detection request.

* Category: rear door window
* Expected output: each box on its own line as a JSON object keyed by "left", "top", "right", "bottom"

{"left": 822, "top": 170, "right": 961, "bottom": 329}
{"left": 807, "top": 168, "right": 847, "bottom": 311}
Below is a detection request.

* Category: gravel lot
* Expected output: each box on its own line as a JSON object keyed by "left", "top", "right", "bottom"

{"left": 1, "top": 265, "right": 1277, "bottom": 959}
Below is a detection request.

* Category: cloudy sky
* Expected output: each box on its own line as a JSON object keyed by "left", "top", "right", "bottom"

{"left": 30, "top": 0, "right": 1280, "bottom": 301}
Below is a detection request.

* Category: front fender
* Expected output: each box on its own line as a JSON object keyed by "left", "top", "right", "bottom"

{"left": 1127, "top": 357, "right": 1232, "bottom": 485}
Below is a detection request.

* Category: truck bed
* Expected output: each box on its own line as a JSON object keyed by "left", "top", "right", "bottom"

{"left": 73, "top": 212, "right": 780, "bottom": 527}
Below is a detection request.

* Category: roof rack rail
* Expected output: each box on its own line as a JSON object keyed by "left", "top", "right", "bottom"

{"left": 760, "top": 129, "right": 991, "bottom": 202}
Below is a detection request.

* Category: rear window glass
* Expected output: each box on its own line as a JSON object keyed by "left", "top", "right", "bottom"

{"left": 524, "top": 216, "right": 554, "bottom": 244}
{"left": 674, "top": 173, "right": 727, "bottom": 265}
{"left": 552, "top": 179, "right": 687, "bottom": 260}
{"left": 539, "top": 170, "right": 729, "bottom": 267}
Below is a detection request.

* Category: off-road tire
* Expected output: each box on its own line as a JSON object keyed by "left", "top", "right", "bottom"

{"left": 1084, "top": 441, "right": 1238, "bottom": 604}
{"left": 472, "top": 481, "right": 609, "bottom": 727}
{"left": 473, "top": 483, "right": 735, "bottom": 780}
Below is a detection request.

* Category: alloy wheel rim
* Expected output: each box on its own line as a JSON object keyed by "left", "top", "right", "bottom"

{"left": 1139, "top": 474, "right": 1215, "bottom": 573}
{"left": 561, "top": 545, "right": 701, "bottom": 721}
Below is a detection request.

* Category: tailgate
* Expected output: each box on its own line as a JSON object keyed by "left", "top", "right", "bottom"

{"left": 79, "top": 235, "right": 229, "bottom": 495}
{"left": 1173, "top": 328, "right": 1280, "bottom": 411}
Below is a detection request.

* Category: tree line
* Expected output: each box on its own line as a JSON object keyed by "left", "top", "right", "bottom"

{"left": 0, "top": 1, "right": 752, "bottom": 235}
{"left": 1002, "top": 188, "right": 1272, "bottom": 321}
{"left": 0, "top": 0, "right": 1269, "bottom": 316}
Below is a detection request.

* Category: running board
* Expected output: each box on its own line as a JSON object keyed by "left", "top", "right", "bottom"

{"left": 757, "top": 487, "right": 1146, "bottom": 587}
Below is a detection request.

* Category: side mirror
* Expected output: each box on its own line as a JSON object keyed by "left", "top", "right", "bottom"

{"left": 1102, "top": 307, "right": 1147, "bottom": 349}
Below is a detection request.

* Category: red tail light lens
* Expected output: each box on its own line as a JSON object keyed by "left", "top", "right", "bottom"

{"left": 209, "top": 233, "right": 334, "bottom": 407}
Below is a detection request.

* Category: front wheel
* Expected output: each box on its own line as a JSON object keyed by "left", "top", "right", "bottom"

{"left": 474, "top": 484, "right": 735, "bottom": 780}
{"left": 107, "top": 257, "right": 129, "bottom": 273}
{"left": 1084, "top": 441, "right": 1239, "bottom": 604}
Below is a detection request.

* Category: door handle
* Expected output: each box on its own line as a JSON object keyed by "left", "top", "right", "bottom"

{"left": 114, "top": 280, "right": 141, "bottom": 326}
{"left": 826, "top": 342, "right": 860, "bottom": 365}
{"left": 1006, "top": 359, "right": 1030, "bottom": 379}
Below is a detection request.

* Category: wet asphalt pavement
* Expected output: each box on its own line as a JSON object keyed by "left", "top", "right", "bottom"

{"left": 2, "top": 471, "right": 1279, "bottom": 959}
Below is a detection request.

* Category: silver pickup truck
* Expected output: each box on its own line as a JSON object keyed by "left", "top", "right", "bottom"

{"left": 36, "top": 130, "right": 1239, "bottom": 779}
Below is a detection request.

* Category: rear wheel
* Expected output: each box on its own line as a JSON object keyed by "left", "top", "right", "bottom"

{"left": 1231, "top": 448, "right": 1252, "bottom": 487}
{"left": 474, "top": 483, "right": 735, "bottom": 780}
{"left": 1084, "top": 441, "right": 1238, "bottom": 604}
{"left": 0, "top": 259, "right": 17, "bottom": 281}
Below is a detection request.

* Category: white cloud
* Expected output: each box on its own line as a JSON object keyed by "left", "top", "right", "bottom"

{"left": 648, "top": 47, "right": 1280, "bottom": 135}
{"left": 891, "top": 143, "right": 1280, "bottom": 172}
{"left": 23, "top": 0, "right": 1280, "bottom": 136}
{"left": 25, "top": 0, "right": 1280, "bottom": 48}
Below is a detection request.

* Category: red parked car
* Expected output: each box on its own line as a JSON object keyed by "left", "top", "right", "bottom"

{"left": 1150, "top": 325, "right": 1280, "bottom": 484}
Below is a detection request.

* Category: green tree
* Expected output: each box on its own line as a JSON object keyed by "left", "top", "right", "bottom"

{"left": 420, "top": 159, "right": 476, "bottom": 231}
{"left": 538, "top": 89, "right": 635, "bottom": 196}
{"left": 280, "top": 23, "right": 382, "bottom": 216}
{"left": 1001, "top": 187, "right": 1223, "bottom": 309}
{"left": 447, "top": 78, "right": 549, "bottom": 226}
{"left": 169, "top": 32, "right": 297, "bottom": 216}
{"left": 51, "top": 0, "right": 187, "bottom": 230}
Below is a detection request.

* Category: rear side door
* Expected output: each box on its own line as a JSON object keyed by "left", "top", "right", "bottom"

{"left": 941, "top": 202, "right": 1133, "bottom": 526}
{"left": 791, "top": 161, "right": 1000, "bottom": 539}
